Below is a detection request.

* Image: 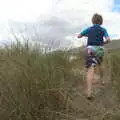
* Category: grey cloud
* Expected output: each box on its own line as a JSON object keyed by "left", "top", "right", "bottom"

{"left": 8, "top": 15, "right": 84, "bottom": 49}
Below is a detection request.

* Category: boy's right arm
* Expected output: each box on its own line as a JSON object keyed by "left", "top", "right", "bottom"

{"left": 76, "top": 28, "right": 89, "bottom": 38}
{"left": 76, "top": 34, "right": 82, "bottom": 38}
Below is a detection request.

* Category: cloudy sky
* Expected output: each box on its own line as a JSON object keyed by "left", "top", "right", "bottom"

{"left": 0, "top": 0, "right": 120, "bottom": 48}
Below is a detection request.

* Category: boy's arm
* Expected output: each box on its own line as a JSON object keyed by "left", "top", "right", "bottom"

{"left": 104, "top": 37, "right": 110, "bottom": 44}
{"left": 77, "top": 34, "right": 82, "bottom": 38}
{"left": 103, "top": 28, "right": 111, "bottom": 44}
{"left": 76, "top": 28, "right": 89, "bottom": 38}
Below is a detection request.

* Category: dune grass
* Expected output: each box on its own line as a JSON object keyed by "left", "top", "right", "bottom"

{"left": 0, "top": 39, "right": 119, "bottom": 120}
{"left": 0, "top": 40, "right": 85, "bottom": 120}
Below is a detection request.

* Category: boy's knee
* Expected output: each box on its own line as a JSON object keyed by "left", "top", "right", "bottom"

{"left": 85, "top": 56, "right": 98, "bottom": 68}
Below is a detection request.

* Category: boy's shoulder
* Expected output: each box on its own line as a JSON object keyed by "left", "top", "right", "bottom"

{"left": 90, "top": 25, "right": 108, "bottom": 33}
{"left": 84, "top": 24, "right": 105, "bottom": 30}
{"left": 80, "top": 25, "right": 108, "bottom": 34}
{"left": 99, "top": 25, "right": 108, "bottom": 31}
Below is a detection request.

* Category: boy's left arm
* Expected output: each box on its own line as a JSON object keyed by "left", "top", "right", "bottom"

{"left": 103, "top": 28, "right": 111, "bottom": 44}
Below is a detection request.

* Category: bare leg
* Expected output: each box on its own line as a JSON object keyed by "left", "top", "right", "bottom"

{"left": 87, "top": 66, "right": 94, "bottom": 98}
{"left": 98, "top": 64, "right": 104, "bottom": 85}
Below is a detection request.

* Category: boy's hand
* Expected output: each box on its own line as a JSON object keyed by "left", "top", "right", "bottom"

{"left": 104, "top": 37, "right": 111, "bottom": 44}
{"left": 104, "top": 40, "right": 110, "bottom": 44}
{"left": 75, "top": 33, "right": 82, "bottom": 38}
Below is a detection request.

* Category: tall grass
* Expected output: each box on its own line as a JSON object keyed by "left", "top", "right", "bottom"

{"left": 0, "top": 37, "right": 120, "bottom": 120}
{"left": 0, "top": 39, "right": 84, "bottom": 120}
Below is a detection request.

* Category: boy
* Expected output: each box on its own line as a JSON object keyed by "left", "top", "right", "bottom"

{"left": 76, "top": 13, "right": 110, "bottom": 100}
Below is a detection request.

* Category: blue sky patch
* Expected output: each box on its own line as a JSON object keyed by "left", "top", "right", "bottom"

{"left": 112, "top": 0, "right": 120, "bottom": 12}
{"left": 114, "top": 0, "right": 120, "bottom": 4}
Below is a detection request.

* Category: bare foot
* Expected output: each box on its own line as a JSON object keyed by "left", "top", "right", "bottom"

{"left": 101, "top": 80, "right": 105, "bottom": 85}
{"left": 86, "top": 96, "right": 95, "bottom": 101}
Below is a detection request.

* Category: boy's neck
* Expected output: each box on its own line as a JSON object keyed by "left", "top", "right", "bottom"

{"left": 93, "top": 24, "right": 100, "bottom": 26}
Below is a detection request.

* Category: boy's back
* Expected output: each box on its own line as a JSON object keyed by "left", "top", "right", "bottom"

{"left": 80, "top": 24, "right": 109, "bottom": 46}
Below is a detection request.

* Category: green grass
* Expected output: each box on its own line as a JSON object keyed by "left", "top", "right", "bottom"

{"left": 0, "top": 39, "right": 120, "bottom": 120}
{"left": 0, "top": 40, "right": 85, "bottom": 120}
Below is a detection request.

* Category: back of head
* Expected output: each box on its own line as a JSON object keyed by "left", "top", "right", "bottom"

{"left": 92, "top": 13, "right": 103, "bottom": 25}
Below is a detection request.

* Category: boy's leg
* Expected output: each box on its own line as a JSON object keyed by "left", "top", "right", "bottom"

{"left": 85, "top": 55, "right": 97, "bottom": 98}
{"left": 98, "top": 63, "right": 104, "bottom": 85}
{"left": 97, "top": 57, "right": 104, "bottom": 85}
{"left": 87, "top": 66, "right": 94, "bottom": 98}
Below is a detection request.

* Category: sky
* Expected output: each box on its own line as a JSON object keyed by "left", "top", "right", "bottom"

{"left": 113, "top": 0, "right": 120, "bottom": 11}
{"left": 0, "top": 0, "right": 120, "bottom": 48}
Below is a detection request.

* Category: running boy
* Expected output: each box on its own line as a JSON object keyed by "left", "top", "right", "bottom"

{"left": 76, "top": 13, "right": 111, "bottom": 100}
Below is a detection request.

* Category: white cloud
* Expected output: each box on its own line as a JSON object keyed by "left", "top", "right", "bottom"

{"left": 53, "top": 0, "right": 114, "bottom": 20}
{"left": 0, "top": 0, "right": 54, "bottom": 22}
{"left": 0, "top": 0, "right": 54, "bottom": 43}
{"left": 0, "top": 0, "right": 119, "bottom": 48}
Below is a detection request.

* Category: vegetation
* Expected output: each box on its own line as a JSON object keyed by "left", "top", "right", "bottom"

{"left": 0, "top": 38, "right": 120, "bottom": 120}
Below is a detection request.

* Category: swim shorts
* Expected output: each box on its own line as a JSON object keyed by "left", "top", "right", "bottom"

{"left": 85, "top": 46, "right": 104, "bottom": 68}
